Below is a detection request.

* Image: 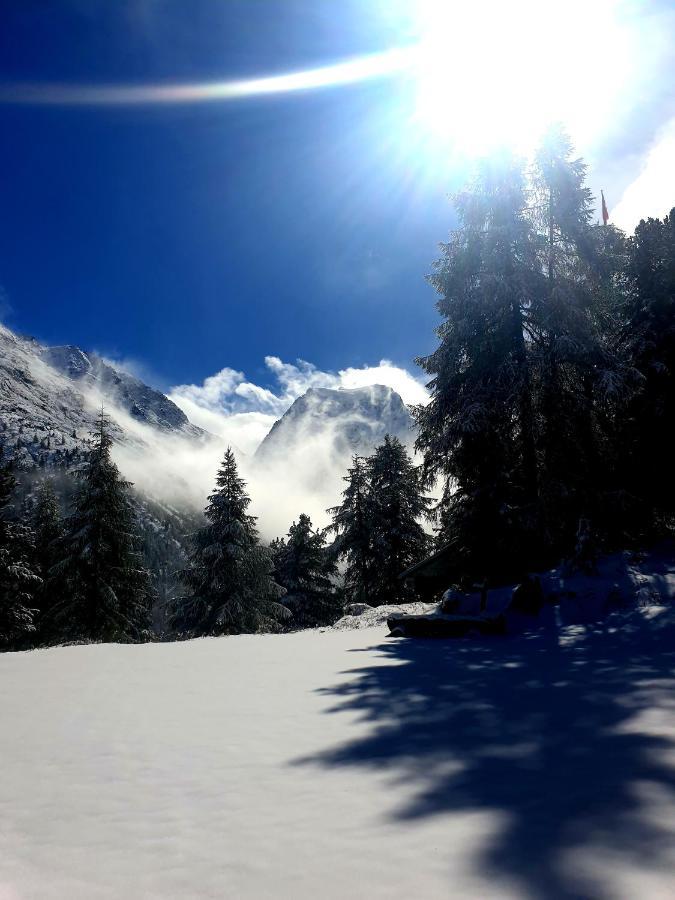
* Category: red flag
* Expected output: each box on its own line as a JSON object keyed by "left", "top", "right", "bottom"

{"left": 601, "top": 190, "right": 609, "bottom": 225}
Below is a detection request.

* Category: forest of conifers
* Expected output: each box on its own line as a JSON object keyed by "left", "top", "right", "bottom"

{"left": 1, "top": 127, "right": 674, "bottom": 649}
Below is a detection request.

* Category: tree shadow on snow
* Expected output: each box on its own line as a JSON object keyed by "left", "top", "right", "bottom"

{"left": 296, "top": 609, "right": 675, "bottom": 899}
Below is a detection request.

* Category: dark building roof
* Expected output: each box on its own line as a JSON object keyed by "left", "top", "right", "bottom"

{"left": 399, "top": 543, "right": 455, "bottom": 581}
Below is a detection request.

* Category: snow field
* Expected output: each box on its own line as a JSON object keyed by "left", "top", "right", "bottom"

{"left": 2, "top": 599, "right": 675, "bottom": 899}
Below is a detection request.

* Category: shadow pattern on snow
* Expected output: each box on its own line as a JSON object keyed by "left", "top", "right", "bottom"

{"left": 297, "top": 609, "right": 675, "bottom": 900}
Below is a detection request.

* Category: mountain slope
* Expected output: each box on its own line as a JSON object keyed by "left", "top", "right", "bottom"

{"left": 40, "top": 344, "right": 201, "bottom": 435}
{"left": 0, "top": 323, "right": 205, "bottom": 470}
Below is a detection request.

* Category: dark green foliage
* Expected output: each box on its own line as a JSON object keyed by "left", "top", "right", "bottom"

{"left": 414, "top": 152, "right": 545, "bottom": 577}
{"left": 0, "top": 449, "right": 39, "bottom": 648}
{"left": 328, "top": 455, "right": 376, "bottom": 604}
{"left": 330, "top": 438, "right": 431, "bottom": 606}
{"left": 365, "top": 435, "right": 432, "bottom": 605}
{"left": 30, "top": 477, "right": 65, "bottom": 639}
{"left": 272, "top": 513, "right": 342, "bottom": 627}
{"left": 529, "top": 126, "right": 624, "bottom": 547}
{"left": 31, "top": 477, "right": 62, "bottom": 580}
{"left": 135, "top": 494, "right": 197, "bottom": 635}
{"left": 48, "top": 413, "right": 153, "bottom": 643}
{"left": 620, "top": 209, "right": 675, "bottom": 524}
{"left": 33, "top": 479, "right": 60, "bottom": 544}
{"left": 414, "top": 129, "right": 666, "bottom": 581}
{"left": 170, "top": 448, "right": 287, "bottom": 636}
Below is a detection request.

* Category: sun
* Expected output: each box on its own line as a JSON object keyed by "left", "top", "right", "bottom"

{"left": 408, "top": 0, "right": 631, "bottom": 157}
{"left": 0, "top": 0, "right": 632, "bottom": 164}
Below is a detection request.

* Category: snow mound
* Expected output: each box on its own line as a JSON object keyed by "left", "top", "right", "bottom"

{"left": 331, "top": 601, "right": 438, "bottom": 630}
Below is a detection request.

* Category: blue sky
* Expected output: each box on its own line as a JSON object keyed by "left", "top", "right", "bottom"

{"left": 1, "top": 0, "right": 674, "bottom": 406}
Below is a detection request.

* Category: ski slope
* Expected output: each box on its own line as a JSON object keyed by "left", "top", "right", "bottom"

{"left": 2, "top": 604, "right": 675, "bottom": 899}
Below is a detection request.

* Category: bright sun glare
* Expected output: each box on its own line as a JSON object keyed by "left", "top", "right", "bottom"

{"left": 0, "top": 0, "right": 631, "bottom": 159}
{"left": 409, "top": 0, "right": 630, "bottom": 155}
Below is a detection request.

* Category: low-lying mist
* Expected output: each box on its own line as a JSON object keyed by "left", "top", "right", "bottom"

{"left": 108, "top": 403, "right": 410, "bottom": 540}
{"left": 99, "top": 356, "right": 429, "bottom": 541}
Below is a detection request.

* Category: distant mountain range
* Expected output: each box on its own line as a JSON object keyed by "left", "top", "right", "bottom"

{"left": 1, "top": 323, "right": 415, "bottom": 478}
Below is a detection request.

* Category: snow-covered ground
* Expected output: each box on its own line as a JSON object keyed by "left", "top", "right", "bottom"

{"left": 3, "top": 600, "right": 675, "bottom": 898}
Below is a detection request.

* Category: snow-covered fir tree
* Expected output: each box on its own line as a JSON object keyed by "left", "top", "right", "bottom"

{"left": 329, "top": 441, "right": 431, "bottom": 606}
{"left": 48, "top": 412, "right": 153, "bottom": 643}
{"left": 0, "top": 449, "right": 40, "bottom": 648}
{"left": 412, "top": 134, "right": 648, "bottom": 576}
{"left": 272, "top": 513, "right": 341, "bottom": 627}
{"left": 328, "top": 455, "right": 376, "bottom": 605}
{"left": 170, "top": 447, "right": 287, "bottom": 636}
{"left": 30, "top": 478, "right": 64, "bottom": 634}
{"left": 32, "top": 479, "right": 62, "bottom": 564}
{"left": 529, "top": 126, "right": 621, "bottom": 547}
{"left": 414, "top": 153, "right": 544, "bottom": 578}
{"left": 365, "top": 435, "right": 432, "bottom": 605}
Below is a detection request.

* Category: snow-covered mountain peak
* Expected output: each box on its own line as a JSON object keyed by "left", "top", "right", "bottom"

{"left": 255, "top": 383, "right": 413, "bottom": 463}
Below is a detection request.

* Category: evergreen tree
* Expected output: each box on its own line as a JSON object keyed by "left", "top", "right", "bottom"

{"left": 366, "top": 435, "right": 432, "bottom": 605}
{"left": 415, "top": 134, "right": 639, "bottom": 578}
{"left": 272, "top": 513, "right": 341, "bottom": 627}
{"left": 31, "top": 478, "right": 63, "bottom": 631}
{"left": 49, "top": 413, "right": 152, "bottom": 643}
{"left": 32, "top": 479, "right": 62, "bottom": 575}
{"left": 414, "top": 153, "right": 544, "bottom": 578}
{"left": 170, "top": 448, "right": 286, "bottom": 636}
{"left": 0, "top": 449, "right": 39, "bottom": 648}
{"left": 328, "top": 455, "right": 375, "bottom": 604}
{"left": 621, "top": 209, "right": 675, "bottom": 524}
{"left": 529, "top": 125, "right": 620, "bottom": 546}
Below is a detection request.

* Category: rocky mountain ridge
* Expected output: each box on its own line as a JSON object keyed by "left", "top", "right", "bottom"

{"left": 255, "top": 383, "right": 414, "bottom": 464}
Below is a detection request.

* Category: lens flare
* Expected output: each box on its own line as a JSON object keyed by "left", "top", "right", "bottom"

{"left": 0, "top": 48, "right": 414, "bottom": 107}
{"left": 0, "top": 0, "right": 632, "bottom": 158}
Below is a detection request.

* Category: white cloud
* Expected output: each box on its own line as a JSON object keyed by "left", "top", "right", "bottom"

{"left": 339, "top": 361, "right": 429, "bottom": 406}
{"left": 171, "top": 366, "right": 247, "bottom": 410}
{"left": 168, "top": 355, "right": 428, "bottom": 453}
{"left": 611, "top": 118, "right": 675, "bottom": 233}
{"left": 139, "top": 354, "right": 429, "bottom": 537}
{"left": 52, "top": 353, "right": 427, "bottom": 539}
{"left": 264, "top": 356, "right": 336, "bottom": 399}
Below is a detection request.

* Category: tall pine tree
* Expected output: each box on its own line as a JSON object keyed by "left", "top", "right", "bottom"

{"left": 529, "top": 125, "right": 619, "bottom": 547}
{"left": 366, "top": 435, "right": 432, "bottom": 605}
{"left": 171, "top": 448, "right": 286, "bottom": 636}
{"left": 49, "top": 412, "right": 152, "bottom": 643}
{"left": 328, "top": 455, "right": 375, "bottom": 604}
{"left": 31, "top": 478, "right": 64, "bottom": 636}
{"left": 272, "top": 513, "right": 341, "bottom": 627}
{"left": 621, "top": 209, "right": 675, "bottom": 525}
{"left": 329, "top": 441, "right": 432, "bottom": 606}
{"left": 414, "top": 153, "right": 544, "bottom": 578}
{"left": 0, "top": 449, "right": 39, "bottom": 648}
